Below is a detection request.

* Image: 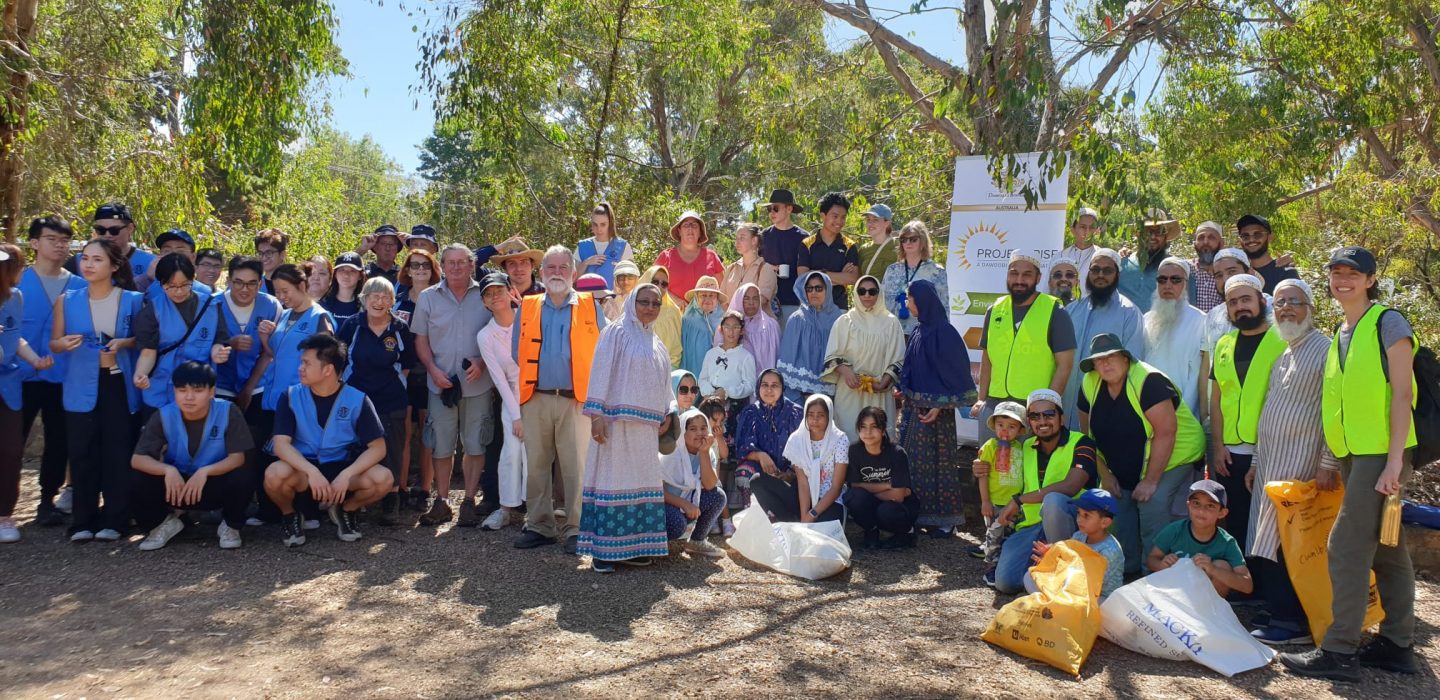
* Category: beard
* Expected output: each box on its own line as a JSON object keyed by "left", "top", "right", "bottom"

{"left": 1053, "top": 284, "right": 1074, "bottom": 303}
{"left": 1245, "top": 242, "right": 1270, "bottom": 260}
{"left": 1145, "top": 293, "right": 1186, "bottom": 349}
{"left": 545, "top": 277, "right": 569, "bottom": 294}
{"left": 1276, "top": 317, "right": 1314, "bottom": 343}
{"left": 1232, "top": 312, "right": 1266, "bottom": 331}
{"left": 1086, "top": 279, "right": 1117, "bottom": 306}
{"left": 1195, "top": 249, "right": 1216, "bottom": 265}
{"left": 1009, "top": 283, "right": 1036, "bottom": 304}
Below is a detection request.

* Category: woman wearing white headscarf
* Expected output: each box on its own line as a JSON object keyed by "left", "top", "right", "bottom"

{"left": 821, "top": 275, "right": 905, "bottom": 441}
{"left": 579, "top": 284, "right": 675, "bottom": 573}
{"left": 750, "top": 394, "right": 849, "bottom": 523}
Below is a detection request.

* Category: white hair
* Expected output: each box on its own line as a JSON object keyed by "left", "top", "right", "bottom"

{"left": 542, "top": 245, "right": 578, "bottom": 270}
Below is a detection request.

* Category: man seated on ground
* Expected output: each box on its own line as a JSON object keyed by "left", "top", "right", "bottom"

{"left": 1147, "top": 479, "right": 1253, "bottom": 597}
{"left": 264, "top": 333, "right": 392, "bottom": 547}
{"left": 130, "top": 361, "right": 253, "bottom": 551}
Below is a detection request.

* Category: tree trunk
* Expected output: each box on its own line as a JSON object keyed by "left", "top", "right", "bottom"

{"left": 0, "top": 0, "right": 40, "bottom": 241}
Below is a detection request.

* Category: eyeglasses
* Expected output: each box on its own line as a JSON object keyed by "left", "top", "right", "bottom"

{"left": 1051, "top": 271, "right": 1077, "bottom": 280}
{"left": 1272, "top": 298, "right": 1310, "bottom": 308}
{"left": 767, "top": 206, "right": 785, "bottom": 214}
{"left": 257, "top": 249, "right": 281, "bottom": 259}
{"left": 856, "top": 287, "right": 879, "bottom": 297}
{"left": 163, "top": 282, "right": 192, "bottom": 292}
{"left": 1027, "top": 409, "right": 1059, "bottom": 420}
{"left": 900, "top": 237, "right": 922, "bottom": 244}
{"left": 1089, "top": 267, "right": 1117, "bottom": 276}
{"left": 407, "top": 262, "right": 433, "bottom": 270}
{"left": 1237, "top": 231, "right": 1268, "bottom": 241}
{"left": 804, "top": 285, "right": 826, "bottom": 293}
{"left": 92, "top": 224, "right": 126, "bottom": 237}
{"left": 1156, "top": 275, "right": 1186, "bottom": 285}
{"left": 634, "top": 299, "right": 662, "bottom": 308}
{"left": 197, "top": 260, "right": 223, "bottom": 269}
{"left": 677, "top": 385, "right": 698, "bottom": 395}
{"left": 229, "top": 279, "right": 260, "bottom": 290}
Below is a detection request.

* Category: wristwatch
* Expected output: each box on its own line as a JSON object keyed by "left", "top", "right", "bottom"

{"left": 808, "top": 508, "right": 819, "bottom": 518}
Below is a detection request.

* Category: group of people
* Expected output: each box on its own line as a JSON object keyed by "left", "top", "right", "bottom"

{"left": 0, "top": 193, "right": 1419, "bottom": 683}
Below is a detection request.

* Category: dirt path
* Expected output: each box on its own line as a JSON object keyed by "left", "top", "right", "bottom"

{"left": 1, "top": 472, "right": 1436, "bottom": 699}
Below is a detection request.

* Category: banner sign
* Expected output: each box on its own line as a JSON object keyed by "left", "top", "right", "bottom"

{"left": 947, "top": 153, "right": 1070, "bottom": 444}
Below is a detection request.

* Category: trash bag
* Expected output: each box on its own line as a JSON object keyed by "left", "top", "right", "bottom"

{"left": 981, "top": 540, "right": 1106, "bottom": 676}
{"left": 728, "top": 497, "right": 851, "bottom": 580}
{"left": 1100, "top": 558, "right": 1275, "bottom": 677}
{"left": 1264, "top": 479, "right": 1385, "bottom": 645}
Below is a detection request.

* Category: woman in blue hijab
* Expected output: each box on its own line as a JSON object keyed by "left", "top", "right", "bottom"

{"left": 898, "top": 279, "right": 976, "bottom": 539}
{"left": 776, "top": 271, "right": 843, "bottom": 402}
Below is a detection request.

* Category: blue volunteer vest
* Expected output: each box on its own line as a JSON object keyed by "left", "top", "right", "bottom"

{"left": 0, "top": 293, "right": 23, "bottom": 411}
{"left": 216, "top": 291, "right": 280, "bottom": 396}
{"left": 160, "top": 398, "right": 233, "bottom": 475}
{"left": 286, "top": 383, "right": 366, "bottom": 463}
{"left": 129, "top": 248, "right": 156, "bottom": 287}
{"left": 577, "top": 237, "right": 629, "bottom": 288}
{"left": 17, "top": 268, "right": 86, "bottom": 383}
{"left": 61, "top": 288, "right": 144, "bottom": 413}
{"left": 143, "top": 292, "right": 221, "bottom": 409}
{"left": 261, "top": 305, "right": 334, "bottom": 411}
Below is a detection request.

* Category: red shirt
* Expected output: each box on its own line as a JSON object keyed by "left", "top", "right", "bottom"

{"left": 655, "top": 246, "right": 724, "bottom": 302}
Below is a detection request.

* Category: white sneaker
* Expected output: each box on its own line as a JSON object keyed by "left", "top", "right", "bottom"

{"left": 69, "top": 529, "right": 95, "bottom": 543}
{"left": 217, "top": 522, "right": 243, "bottom": 549}
{"left": 302, "top": 518, "right": 320, "bottom": 531}
{"left": 94, "top": 528, "right": 122, "bottom": 542}
{"left": 685, "top": 539, "right": 726, "bottom": 559}
{"left": 138, "top": 516, "right": 184, "bottom": 551}
{"left": 721, "top": 518, "right": 736, "bottom": 537}
{"left": 55, "top": 487, "right": 73, "bottom": 514}
{"left": 0, "top": 517, "right": 19, "bottom": 543}
{"left": 480, "top": 508, "right": 509, "bottom": 531}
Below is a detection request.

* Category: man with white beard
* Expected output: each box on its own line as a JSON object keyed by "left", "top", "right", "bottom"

{"left": 1247, "top": 279, "right": 1339, "bottom": 645}
{"left": 1063, "top": 248, "right": 1145, "bottom": 428}
{"left": 1144, "top": 257, "right": 1209, "bottom": 419}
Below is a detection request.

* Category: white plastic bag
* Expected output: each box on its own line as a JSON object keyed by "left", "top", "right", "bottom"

{"left": 729, "top": 497, "right": 852, "bottom": 580}
{"left": 1099, "top": 558, "right": 1275, "bottom": 677}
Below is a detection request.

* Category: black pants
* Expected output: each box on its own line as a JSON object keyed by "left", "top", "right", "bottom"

{"left": 131, "top": 467, "right": 252, "bottom": 531}
{"left": 481, "top": 391, "right": 502, "bottom": 507}
{"left": 1254, "top": 545, "right": 1307, "bottom": 628}
{"left": 248, "top": 404, "right": 280, "bottom": 522}
{"left": 1217, "top": 451, "right": 1253, "bottom": 550}
{"left": 750, "top": 472, "right": 844, "bottom": 523}
{"left": 66, "top": 372, "right": 138, "bottom": 533}
{"left": 842, "top": 488, "right": 919, "bottom": 535}
{"left": 20, "top": 381, "right": 68, "bottom": 504}
{"left": 0, "top": 404, "right": 22, "bottom": 517}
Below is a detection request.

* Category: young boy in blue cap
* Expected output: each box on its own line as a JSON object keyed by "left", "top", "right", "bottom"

{"left": 1027, "top": 488, "right": 1125, "bottom": 600}
{"left": 1148, "top": 479, "right": 1254, "bottom": 597}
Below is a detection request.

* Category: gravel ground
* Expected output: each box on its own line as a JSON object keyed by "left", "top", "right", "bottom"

{"left": 2, "top": 467, "right": 1438, "bottom": 699}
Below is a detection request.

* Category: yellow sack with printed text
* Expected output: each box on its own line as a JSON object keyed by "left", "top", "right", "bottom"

{"left": 1265, "top": 480, "right": 1384, "bottom": 645}
{"left": 981, "top": 540, "right": 1108, "bottom": 676}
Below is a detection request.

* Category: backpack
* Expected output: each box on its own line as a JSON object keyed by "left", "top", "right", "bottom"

{"left": 1376, "top": 310, "right": 1440, "bottom": 468}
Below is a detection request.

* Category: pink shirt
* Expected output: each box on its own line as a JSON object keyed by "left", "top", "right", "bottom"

{"left": 655, "top": 246, "right": 724, "bottom": 302}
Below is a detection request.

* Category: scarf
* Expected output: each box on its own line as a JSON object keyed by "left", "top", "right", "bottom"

{"left": 823, "top": 275, "right": 905, "bottom": 384}
{"left": 638, "top": 265, "right": 683, "bottom": 367}
{"left": 781, "top": 394, "right": 848, "bottom": 505}
{"left": 581, "top": 283, "right": 673, "bottom": 425}
{"left": 777, "top": 271, "right": 843, "bottom": 399}
{"left": 719, "top": 282, "right": 779, "bottom": 372}
{"left": 736, "top": 369, "right": 804, "bottom": 471}
{"left": 659, "top": 407, "right": 710, "bottom": 506}
{"left": 900, "top": 279, "right": 975, "bottom": 406}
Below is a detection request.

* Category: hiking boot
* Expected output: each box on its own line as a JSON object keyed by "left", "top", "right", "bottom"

{"left": 376, "top": 493, "right": 400, "bottom": 526}
{"left": 564, "top": 534, "right": 579, "bottom": 555}
{"left": 281, "top": 512, "right": 307, "bottom": 547}
{"left": 138, "top": 515, "right": 184, "bottom": 551}
{"left": 456, "top": 498, "right": 480, "bottom": 527}
{"left": 407, "top": 487, "right": 429, "bottom": 511}
{"left": 1357, "top": 635, "right": 1418, "bottom": 674}
{"left": 419, "top": 498, "right": 453, "bottom": 526}
{"left": 1278, "top": 648, "right": 1360, "bottom": 683}
{"left": 514, "top": 528, "right": 557, "bottom": 549}
{"left": 217, "top": 522, "right": 243, "bottom": 549}
{"left": 330, "top": 506, "right": 362, "bottom": 542}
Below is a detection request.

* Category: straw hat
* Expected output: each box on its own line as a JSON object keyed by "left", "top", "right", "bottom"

{"left": 1142, "top": 208, "right": 1183, "bottom": 242}
{"left": 684, "top": 275, "right": 728, "bottom": 304}
{"left": 490, "top": 237, "right": 543, "bottom": 268}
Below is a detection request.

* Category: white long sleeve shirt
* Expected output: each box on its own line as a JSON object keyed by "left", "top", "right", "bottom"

{"left": 699, "top": 344, "right": 756, "bottom": 400}
{"left": 477, "top": 318, "right": 521, "bottom": 423}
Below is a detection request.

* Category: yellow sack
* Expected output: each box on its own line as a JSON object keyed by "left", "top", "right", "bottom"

{"left": 981, "top": 540, "right": 1108, "bottom": 676}
{"left": 1264, "top": 480, "right": 1385, "bottom": 645}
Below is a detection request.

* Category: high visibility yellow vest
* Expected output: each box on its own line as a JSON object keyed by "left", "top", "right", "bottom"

{"left": 1322, "top": 304, "right": 1417, "bottom": 457}
{"left": 1083, "top": 360, "right": 1205, "bottom": 473}
{"left": 1214, "top": 327, "right": 1286, "bottom": 445}
{"left": 1017, "top": 430, "right": 1084, "bottom": 529}
{"left": 987, "top": 293, "right": 1059, "bottom": 400}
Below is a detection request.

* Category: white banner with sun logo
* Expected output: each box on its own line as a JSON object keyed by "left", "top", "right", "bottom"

{"left": 947, "top": 152, "right": 1070, "bottom": 443}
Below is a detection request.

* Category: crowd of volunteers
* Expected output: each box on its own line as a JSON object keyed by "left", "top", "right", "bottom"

{"left": 0, "top": 192, "right": 1421, "bottom": 682}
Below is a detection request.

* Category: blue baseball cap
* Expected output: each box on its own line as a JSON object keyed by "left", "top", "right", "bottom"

{"left": 1189, "top": 479, "right": 1228, "bottom": 507}
{"left": 863, "top": 203, "right": 893, "bottom": 221}
{"left": 155, "top": 228, "right": 195, "bottom": 250}
{"left": 1075, "top": 489, "right": 1117, "bottom": 518}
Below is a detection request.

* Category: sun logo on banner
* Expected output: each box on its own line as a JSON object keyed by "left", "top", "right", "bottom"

{"left": 953, "top": 221, "right": 1009, "bottom": 271}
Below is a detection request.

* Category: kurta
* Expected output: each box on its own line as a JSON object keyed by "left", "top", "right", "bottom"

{"left": 821, "top": 299, "right": 905, "bottom": 442}
{"left": 1143, "top": 303, "right": 1209, "bottom": 417}
{"left": 1248, "top": 328, "right": 1340, "bottom": 561}
{"left": 1064, "top": 293, "right": 1145, "bottom": 428}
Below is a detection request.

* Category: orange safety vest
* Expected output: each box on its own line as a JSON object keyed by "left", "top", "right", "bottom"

{"left": 519, "top": 292, "right": 600, "bottom": 405}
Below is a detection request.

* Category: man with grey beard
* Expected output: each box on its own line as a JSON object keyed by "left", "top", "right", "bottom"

{"left": 1144, "top": 257, "right": 1209, "bottom": 420}
{"left": 1247, "top": 278, "right": 1338, "bottom": 646}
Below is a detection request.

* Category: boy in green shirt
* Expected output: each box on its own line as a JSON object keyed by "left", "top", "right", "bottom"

{"left": 1147, "top": 479, "right": 1254, "bottom": 597}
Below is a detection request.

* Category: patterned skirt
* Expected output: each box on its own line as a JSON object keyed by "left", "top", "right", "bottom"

{"left": 899, "top": 401, "right": 964, "bottom": 529}
{"left": 577, "top": 420, "right": 669, "bottom": 561}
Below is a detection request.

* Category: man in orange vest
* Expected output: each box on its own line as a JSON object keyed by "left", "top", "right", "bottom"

{"left": 512, "top": 245, "right": 608, "bottom": 553}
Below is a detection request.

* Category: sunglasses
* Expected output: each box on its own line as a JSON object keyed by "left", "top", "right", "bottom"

{"left": 654, "top": 280, "right": 670, "bottom": 288}
{"left": 856, "top": 287, "right": 879, "bottom": 297}
{"left": 677, "top": 385, "right": 698, "bottom": 395}
{"left": 92, "top": 224, "right": 127, "bottom": 237}
{"left": 1272, "top": 298, "right": 1310, "bottom": 308}
{"left": 900, "top": 237, "right": 922, "bottom": 244}
{"left": 407, "top": 262, "right": 433, "bottom": 270}
{"left": 1156, "top": 275, "right": 1186, "bottom": 285}
{"left": 1027, "top": 409, "right": 1059, "bottom": 420}
{"left": 1051, "top": 271, "right": 1077, "bottom": 280}
{"left": 804, "top": 285, "right": 826, "bottom": 293}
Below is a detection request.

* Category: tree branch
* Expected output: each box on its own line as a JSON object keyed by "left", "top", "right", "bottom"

{"left": 853, "top": 0, "right": 974, "bottom": 153}
{"left": 809, "top": 0, "right": 964, "bottom": 82}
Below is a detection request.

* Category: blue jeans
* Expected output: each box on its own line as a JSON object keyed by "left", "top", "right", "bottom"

{"left": 1114, "top": 464, "right": 1193, "bottom": 575}
{"left": 994, "top": 493, "right": 1079, "bottom": 594}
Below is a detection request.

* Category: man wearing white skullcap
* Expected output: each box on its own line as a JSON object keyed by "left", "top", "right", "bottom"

{"left": 1046, "top": 257, "right": 1080, "bottom": 306}
{"left": 1207, "top": 271, "right": 1281, "bottom": 572}
{"left": 1204, "top": 248, "right": 1257, "bottom": 355}
{"left": 1144, "top": 256, "right": 1208, "bottom": 419}
{"left": 971, "top": 250, "right": 1078, "bottom": 444}
{"left": 1062, "top": 246, "right": 1145, "bottom": 429}
{"left": 1248, "top": 275, "right": 1338, "bottom": 645}
{"left": 1190, "top": 221, "right": 1226, "bottom": 312}
{"left": 1063, "top": 207, "right": 1102, "bottom": 298}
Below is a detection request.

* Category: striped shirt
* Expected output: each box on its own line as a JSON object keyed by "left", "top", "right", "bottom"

{"left": 1248, "top": 328, "right": 1340, "bottom": 561}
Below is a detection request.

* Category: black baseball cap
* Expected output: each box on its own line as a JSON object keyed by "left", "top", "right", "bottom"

{"left": 155, "top": 228, "right": 196, "bottom": 250}
{"left": 407, "top": 224, "right": 437, "bottom": 246}
{"left": 1235, "top": 214, "right": 1271, "bottom": 233}
{"left": 1325, "top": 246, "right": 1377, "bottom": 275}
{"left": 93, "top": 202, "right": 133, "bottom": 223}
{"left": 479, "top": 272, "right": 510, "bottom": 294}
